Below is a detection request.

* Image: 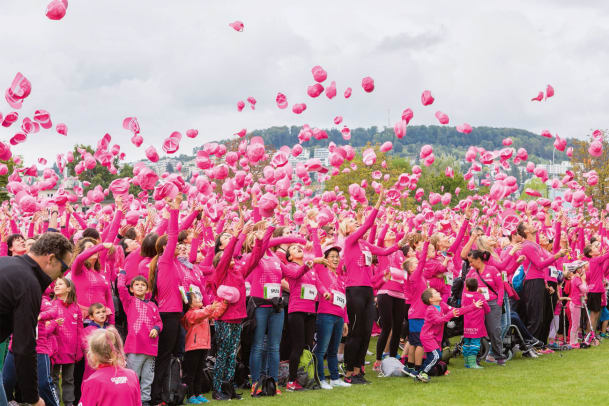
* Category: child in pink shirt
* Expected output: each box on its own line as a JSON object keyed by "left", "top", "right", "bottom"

{"left": 82, "top": 303, "right": 109, "bottom": 381}
{"left": 568, "top": 263, "right": 588, "bottom": 348}
{"left": 461, "top": 278, "right": 490, "bottom": 368}
{"left": 79, "top": 327, "right": 140, "bottom": 406}
{"left": 51, "top": 277, "right": 86, "bottom": 406}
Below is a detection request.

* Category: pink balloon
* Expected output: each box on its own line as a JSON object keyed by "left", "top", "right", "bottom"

{"left": 589, "top": 140, "right": 603, "bottom": 157}
{"left": 341, "top": 126, "right": 351, "bottom": 140}
{"left": 122, "top": 117, "right": 140, "bottom": 134}
{"left": 5, "top": 72, "right": 31, "bottom": 109}
{"left": 503, "top": 138, "right": 513, "bottom": 146}
{"left": 361, "top": 77, "right": 375, "bottom": 93}
{"left": 380, "top": 142, "right": 392, "bottom": 153}
{"left": 445, "top": 167, "right": 454, "bottom": 178}
{"left": 435, "top": 111, "right": 449, "bottom": 125}
{"left": 237, "top": 100, "right": 245, "bottom": 112}
{"left": 325, "top": 81, "right": 337, "bottom": 99}
{"left": 276, "top": 92, "right": 288, "bottom": 109}
{"left": 420, "top": 145, "right": 433, "bottom": 159}
{"left": 292, "top": 103, "right": 307, "bottom": 114}
{"left": 554, "top": 135, "right": 566, "bottom": 152}
{"left": 401, "top": 108, "right": 413, "bottom": 124}
{"left": 292, "top": 144, "right": 303, "bottom": 157}
{"left": 56, "top": 123, "right": 67, "bottom": 136}
{"left": 546, "top": 84, "right": 555, "bottom": 99}
{"left": 186, "top": 129, "right": 198, "bottom": 138}
{"left": 307, "top": 83, "right": 324, "bottom": 98}
{"left": 145, "top": 146, "right": 159, "bottom": 162}
{"left": 311, "top": 66, "right": 327, "bottom": 83}
{"left": 131, "top": 134, "right": 143, "bottom": 147}
{"left": 344, "top": 87, "right": 352, "bottom": 98}
{"left": 540, "top": 130, "right": 553, "bottom": 138}
{"left": 394, "top": 120, "right": 406, "bottom": 139}
{"left": 566, "top": 147, "right": 573, "bottom": 157}
{"left": 46, "top": 0, "right": 68, "bottom": 21}
{"left": 531, "top": 91, "right": 543, "bottom": 102}
{"left": 334, "top": 116, "right": 343, "bottom": 125}
{"left": 421, "top": 90, "right": 434, "bottom": 106}
{"left": 525, "top": 188, "right": 542, "bottom": 197}
{"left": 456, "top": 123, "right": 472, "bottom": 133}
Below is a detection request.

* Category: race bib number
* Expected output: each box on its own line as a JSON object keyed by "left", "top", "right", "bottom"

{"left": 332, "top": 290, "right": 346, "bottom": 308}
{"left": 245, "top": 282, "right": 251, "bottom": 297}
{"left": 549, "top": 266, "right": 559, "bottom": 279}
{"left": 443, "top": 272, "right": 454, "bottom": 286}
{"left": 389, "top": 267, "right": 405, "bottom": 284}
{"left": 363, "top": 250, "right": 372, "bottom": 266}
{"left": 501, "top": 271, "right": 508, "bottom": 283}
{"left": 263, "top": 283, "right": 281, "bottom": 299}
{"left": 179, "top": 286, "right": 188, "bottom": 304}
{"left": 479, "top": 287, "right": 489, "bottom": 300}
{"left": 300, "top": 284, "right": 318, "bottom": 300}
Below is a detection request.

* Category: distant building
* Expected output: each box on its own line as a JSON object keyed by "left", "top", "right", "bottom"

{"left": 536, "top": 161, "right": 572, "bottom": 176}
{"left": 313, "top": 148, "right": 330, "bottom": 166}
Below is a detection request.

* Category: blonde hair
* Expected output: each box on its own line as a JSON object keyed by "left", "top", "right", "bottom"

{"left": 430, "top": 233, "right": 443, "bottom": 251}
{"left": 86, "top": 327, "right": 126, "bottom": 369}
{"left": 477, "top": 236, "right": 499, "bottom": 260}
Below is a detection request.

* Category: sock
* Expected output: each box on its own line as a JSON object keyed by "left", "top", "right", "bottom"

{"left": 407, "top": 362, "right": 414, "bottom": 369}
{"left": 415, "top": 365, "right": 421, "bottom": 372}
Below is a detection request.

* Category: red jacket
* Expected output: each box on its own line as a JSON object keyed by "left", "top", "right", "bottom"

{"left": 181, "top": 302, "right": 227, "bottom": 352}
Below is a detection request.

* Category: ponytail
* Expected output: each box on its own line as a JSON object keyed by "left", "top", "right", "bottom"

{"left": 148, "top": 234, "right": 169, "bottom": 294}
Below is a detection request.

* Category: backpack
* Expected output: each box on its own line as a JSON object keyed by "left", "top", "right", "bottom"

{"left": 277, "top": 361, "right": 290, "bottom": 387}
{"left": 447, "top": 259, "right": 469, "bottom": 308}
{"left": 252, "top": 375, "right": 276, "bottom": 397}
{"left": 428, "top": 360, "right": 448, "bottom": 376}
{"left": 379, "top": 357, "right": 404, "bottom": 377}
{"left": 296, "top": 349, "right": 320, "bottom": 389}
{"left": 512, "top": 263, "right": 531, "bottom": 294}
{"left": 161, "top": 356, "right": 187, "bottom": 406}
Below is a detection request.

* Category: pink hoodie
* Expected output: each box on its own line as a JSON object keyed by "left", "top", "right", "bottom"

{"left": 420, "top": 302, "right": 474, "bottom": 352}
{"left": 117, "top": 271, "right": 162, "bottom": 356}
{"left": 585, "top": 252, "right": 609, "bottom": 293}
{"left": 520, "top": 240, "right": 556, "bottom": 283}
{"left": 50, "top": 299, "right": 85, "bottom": 364}
{"left": 155, "top": 209, "right": 184, "bottom": 312}
{"left": 284, "top": 262, "right": 317, "bottom": 313}
{"left": 36, "top": 296, "right": 58, "bottom": 356}
{"left": 80, "top": 365, "right": 141, "bottom": 406}
{"left": 569, "top": 275, "right": 588, "bottom": 307}
{"left": 68, "top": 244, "right": 115, "bottom": 324}
{"left": 342, "top": 208, "right": 379, "bottom": 287}
{"left": 461, "top": 291, "right": 490, "bottom": 338}
{"left": 315, "top": 264, "right": 348, "bottom": 319}
{"left": 466, "top": 264, "right": 505, "bottom": 306}
{"left": 406, "top": 237, "right": 432, "bottom": 319}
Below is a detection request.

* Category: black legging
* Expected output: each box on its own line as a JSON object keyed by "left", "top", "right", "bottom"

{"left": 521, "top": 278, "right": 546, "bottom": 341}
{"left": 151, "top": 312, "right": 182, "bottom": 403}
{"left": 376, "top": 293, "right": 405, "bottom": 360}
{"left": 540, "top": 281, "right": 558, "bottom": 344}
{"left": 345, "top": 286, "right": 374, "bottom": 371}
{"left": 287, "top": 312, "right": 316, "bottom": 381}
{"left": 183, "top": 349, "right": 208, "bottom": 396}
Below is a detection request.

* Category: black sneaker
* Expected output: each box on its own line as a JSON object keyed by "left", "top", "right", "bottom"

{"left": 354, "top": 374, "right": 371, "bottom": 384}
{"left": 212, "top": 391, "right": 231, "bottom": 401}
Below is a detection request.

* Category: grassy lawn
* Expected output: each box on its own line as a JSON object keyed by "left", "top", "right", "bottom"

{"left": 192, "top": 338, "right": 609, "bottom": 406}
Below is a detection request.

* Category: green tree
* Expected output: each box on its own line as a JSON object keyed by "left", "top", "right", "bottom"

{"left": 519, "top": 177, "right": 548, "bottom": 200}
{"left": 0, "top": 158, "right": 17, "bottom": 202}
{"left": 570, "top": 132, "right": 609, "bottom": 211}
{"left": 414, "top": 155, "right": 473, "bottom": 207}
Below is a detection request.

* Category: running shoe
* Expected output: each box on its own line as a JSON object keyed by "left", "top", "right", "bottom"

{"left": 320, "top": 380, "right": 333, "bottom": 390}
{"left": 415, "top": 372, "right": 430, "bottom": 383}
{"left": 286, "top": 381, "right": 304, "bottom": 391}
{"left": 373, "top": 360, "right": 382, "bottom": 372}
{"left": 331, "top": 379, "right": 352, "bottom": 387}
{"left": 401, "top": 366, "right": 417, "bottom": 378}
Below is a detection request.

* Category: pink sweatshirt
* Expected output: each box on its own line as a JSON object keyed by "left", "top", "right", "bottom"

{"left": 80, "top": 365, "right": 141, "bottom": 406}
{"left": 406, "top": 238, "right": 432, "bottom": 318}
{"left": 342, "top": 208, "right": 379, "bottom": 287}
{"left": 420, "top": 302, "right": 474, "bottom": 352}
{"left": 423, "top": 258, "right": 450, "bottom": 299}
{"left": 284, "top": 262, "right": 317, "bottom": 313}
{"left": 315, "top": 264, "right": 348, "bottom": 319}
{"left": 68, "top": 244, "right": 115, "bottom": 324}
{"left": 585, "top": 252, "right": 609, "bottom": 293}
{"left": 155, "top": 209, "right": 184, "bottom": 313}
{"left": 461, "top": 291, "right": 490, "bottom": 338}
{"left": 50, "top": 299, "right": 85, "bottom": 364}
{"left": 117, "top": 272, "right": 162, "bottom": 356}
{"left": 466, "top": 264, "right": 505, "bottom": 306}
{"left": 520, "top": 240, "right": 556, "bottom": 283}
{"left": 36, "top": 297, "right": 58, "bottom": 356}
{"left": 569, "top": 275, "right": 588, "bottom": 307}
{"left": 373, "top": 248, "right": 406, "bottom": 298}
{"left": 82, "top": 323, "right": 106, "bottom": 381}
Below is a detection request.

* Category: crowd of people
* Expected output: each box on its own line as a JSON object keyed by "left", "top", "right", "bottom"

{"left": 1, "top": 182, "right": 608, "bottom": 406}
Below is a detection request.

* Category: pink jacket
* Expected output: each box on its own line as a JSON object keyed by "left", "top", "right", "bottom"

{"left": 406, "top": 238, "right": 432, "bottom": 318}
{"left": 82, "top": 323, "right": 106, "bottom": 381}
{"left": 80, "top": 365, "right": 141, "bottom": 406}
{"left": 423, "top": 258, "right": 450, "bottom": 298}
{"left": 50, "top": 299, "right": 85, "bottom": 364}
{"left": 68, "top": 244, "right": 115, "bottom": 324}
{"left": 520, "top": 240, "right": 556, "bottom": 283}
{"left": 342, "top": 208, "right": 379, "bottom": 287}
{"left": 569, "top": 275, "right": 588, "bottom": 307}
{"left": 117, "top": 272, "right": 162, "bottom": 356}
{"left": 155, "top": 209, "right": 184, "bottom": 313}
{"left": 284, "top": 262, "right": 317, "bottom": 313}
{"left": 420, "top": 302, "right": 474, "bottom": 352}
{"left": 373, "top": 249, "right": 406, "bottom": 298}
{"left": 585, "top": 252, "right": 609, "bottom": 293}
{"left": 315, "top": 264, "right": 348, "bottom": 319}
{"left": 461, "top": 291, "right": 490, "bottom": 338}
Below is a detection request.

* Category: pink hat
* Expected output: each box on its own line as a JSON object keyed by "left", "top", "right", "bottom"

{"left": 401, "top": 108, "right": 414, "bottom": 124}
{"left": 456, "top": 123, "right": 472, "bottom": 133}
{"left": 153, "top": 182, "right": 178, "bottom": 201}
{"left": 292, "top": 103, "right": 307, "bottom": 114}
{"left": 421, "top": 90, "right": 434, "bottom": 106}
{"left": 361, "top": 76, "right": 375, "bottom": 93}
{"left": 33, "top": 110, "right": 52, "bottom": 129}
{"left": 229, "top": 21, "right": 244, "bottom": 31}
{"left": 2, "top": 112, "right": 19, "bottom": 128}
{"left": 435, "top": 111, "right": 449, "bottom": 125}
{"left": 5, "top": 72, "right": 31, "bottom": 109}
{"left": 311, "top": 65, "right": 327, "bottom": 83}
{"left": 217, "top": 285, "right": 241, "bottom": 304}
{"left": 325, "top": 81, "right": 337, "bottom": 99}
{"left": 258, "top": 192, "right": 278, "bottom": 217}
{"left": 307, "top": 83, "right": 324, "bottom": 98}
{"left": 276, "top": 93, "right": 288, "bottom": 109}
{"left": 344, "top": 87, "right": 352, "bottom": 98}
{"left": 46, "top": 0, "right": 68, "bottom": 20}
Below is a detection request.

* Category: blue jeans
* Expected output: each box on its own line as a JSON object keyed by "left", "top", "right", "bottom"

{"left": 2, "top": 352, "right": 59, "bottom": 406}
{"left": 501, "top": 292, "right": 511, "bottom": 340}
{"left": 250, "top": 306, "right": 284, "bottom": 382}
{"left": 314, "top": 313, "right": 344, "bottom": 381}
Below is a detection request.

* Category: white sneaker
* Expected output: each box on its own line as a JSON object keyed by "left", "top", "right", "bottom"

{"left": 320, "top": 380, "right": 333, "bottom": 390}
{"left": 331, "top": 378, "right": 352, "bottom": 387}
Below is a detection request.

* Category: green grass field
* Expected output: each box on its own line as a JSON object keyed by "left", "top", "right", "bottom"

{"left": 192, "top": 338, "right": 609, "bottom": 406}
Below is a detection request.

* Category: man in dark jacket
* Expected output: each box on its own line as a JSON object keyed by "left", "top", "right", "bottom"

{"left": 0, "top": 232, "right": 73, "bottom": 406}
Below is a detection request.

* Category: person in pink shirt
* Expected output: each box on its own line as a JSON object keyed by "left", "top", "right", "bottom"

{"left": 415, "top": 288, "right": 479, "bottom": 382}
{"left": 81, "top": 303, "right": 109, "bottom": 382}
{"left": 51, "top": 277, "right": 86, "bottom": 406}
{"left": 67, "top": 238, "right": 115, "bottom": 324}
{"left": 461, "top": 278, "right": 490, "bottom": 368}
{"left": 567, "top": 263, "right": 588, "bottom": 348}
{"left": 79, "top": 327, "right": 140, "bottom": 406}
{"left": 116, "top": 273, "right": 161, "bottom": 406}
{"left": 582, "top": 241, "right": 609, "bottom": 338}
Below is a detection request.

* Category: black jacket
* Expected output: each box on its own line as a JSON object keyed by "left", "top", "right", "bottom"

{"left": 0, "top": 255, "right": 52, "bottom": 403}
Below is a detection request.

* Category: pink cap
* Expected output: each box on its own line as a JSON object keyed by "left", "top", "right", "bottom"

{"left": 145, "top": 146, "right": 159, "bottom": 162}
{"left": 56, "top": 123, "right": 67, "bottom": 136}
{"left": 229, "top": 21, "right": 244, "bottom": 32}
{"left": 421, "top": 90, "right": 434, "bottom": 106}
{"left": 311, "top": 65, "right": 327, "bottom": 83}
{"left": 325, "top": 81, "right": 337, "bottom": 99}
{"left": 361, "top": 76, "right": 375, "bottom": 93}
{"left": 276, "top": 93, "right": 288, "bottom": 109}
{"left": 46, "top": 0, "right": 68, "bottom": 21}
{"left": 435, "top": 111, "right": 449, "bottom": 125}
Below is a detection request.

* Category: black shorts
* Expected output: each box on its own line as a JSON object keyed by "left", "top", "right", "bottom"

{"left": 587, "top": 292, "right": 602, "bottom": 312}
{"left": 408, "top": 331, "right": 422, "bottom": 347}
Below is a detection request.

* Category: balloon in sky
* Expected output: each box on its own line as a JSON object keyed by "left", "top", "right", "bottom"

{"left": 46, "top": 0, "right": 68, "bottom": 21}
{"left": 228, "top": 21, "right": 244, "bottom": 31}
{"left": 421, "top": 90, "right": 434, "bottom": 106}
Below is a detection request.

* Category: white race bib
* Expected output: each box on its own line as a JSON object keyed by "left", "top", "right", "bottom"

{"left": 443, "top": 272, "right": 454, "bottom": 286}
{"left": 189, "top": 284, "right": 202, "bottom": 301}
{"left": 263, "top": 283, "right": 281, "bottom": 299}
{"left": 389, "top": 267, "right": 405, "bottom": 284}
{"left": 479, "top": 287, "right": 489, "bottom": 300}
{"left": 332, "top": 290, "right": 346, "bottom": 308}
{"left": 300, "top": 284, "right": 318, "bottom": 300}
{"left": 363, "top": 250, "right": 372, "bottom": 266}
{"left": 549, "top": 266, "right": 559, "bottom": 279}
{"left": 179, "top": 286, "right": 188, "bottom": 304}
{"left": 501, "top": 271, "right": 508, "bottom": 283}
{"left": 245, "top": 282, "right": 251, "bottom": 297}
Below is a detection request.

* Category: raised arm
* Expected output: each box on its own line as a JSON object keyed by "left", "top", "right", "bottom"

{"left": 449, "top": 216, "right": 470, "bottom": 254}
{"left": 159, "top": 207, "right": 179, "bottom": 265}
{"left": 71, "top": 244, "right": 107, "bottom": 275}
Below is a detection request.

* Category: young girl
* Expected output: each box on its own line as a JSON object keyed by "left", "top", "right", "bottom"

{"left": 181, "top": 292, "right": 227, "bottom": 404}
{"left": 461, "top": 278, "right": 490, "bottom": 368}
{"left": 117, "top": 272, "right": 162, "bottom": 406}
{"left": 568, "top": 263, "right": 588, "bottom": 348}
{"left": 51, "top": 277, "right": 85, "bottom": 406}
{"left": 82, "top": 303, "right": 109, "bottom": 381}
{"left": 79, "top": 327, "right": 141, "bottom": 405}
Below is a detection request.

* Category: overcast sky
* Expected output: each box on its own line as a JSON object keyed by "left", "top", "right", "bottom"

{"left": 1, "top": 0, "right": 608, "bottom": 165}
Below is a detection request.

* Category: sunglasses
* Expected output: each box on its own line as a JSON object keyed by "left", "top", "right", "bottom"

{"left": 57, "top": 257, "right": 70, "bottom": 274}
